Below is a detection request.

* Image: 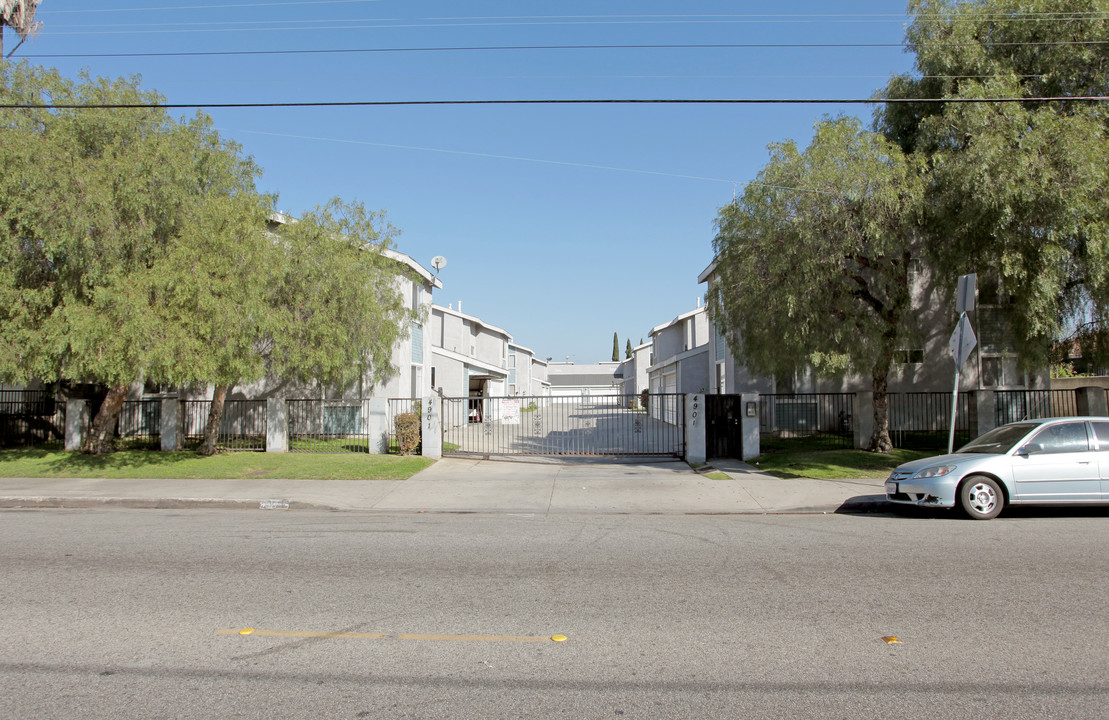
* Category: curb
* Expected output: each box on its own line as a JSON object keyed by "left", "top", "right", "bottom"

{"left": 0, "top": 497, "right": 334, "bottom": 511}
{"left": 834, "top": 494, "right": 893, "bottom": 514}
{"left": 0, "top": 495, "right": 893, "bottom": 515}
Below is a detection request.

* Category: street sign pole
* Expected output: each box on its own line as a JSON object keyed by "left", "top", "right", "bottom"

{"left": 948, "top": 364, "right": 961, "bottom": 454}
{"left": 948, "top": 308, "right": 977, "bottom": 454}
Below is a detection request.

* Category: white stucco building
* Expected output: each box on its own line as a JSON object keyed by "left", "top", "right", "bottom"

{"left": 645, "top": 304, "right": 712, "bottom": 398}
{"left": 429, "top": 303, "right": 512, "bottom": 400}
{"left": 546, "top": 362, "right": 624, "bottom": 398}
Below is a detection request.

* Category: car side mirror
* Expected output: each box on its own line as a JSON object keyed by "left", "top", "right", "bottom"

{"left": 1018, "top": 443, "right": 1043, "bottom": 456}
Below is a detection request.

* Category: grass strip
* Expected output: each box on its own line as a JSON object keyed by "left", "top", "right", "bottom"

{"left": 0, "top": 448, "right": 433, "bottom": 481}
{"left": 751, "top": 448, "right": 935, "bottom": 480}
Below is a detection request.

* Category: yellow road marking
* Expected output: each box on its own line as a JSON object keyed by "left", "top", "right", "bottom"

{"left": 218, "top": 628, "right": 563, "bottom": 643}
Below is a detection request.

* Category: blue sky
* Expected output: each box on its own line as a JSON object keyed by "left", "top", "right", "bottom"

{"left": 17, "top": 0, "right": 917, "bottom": 364}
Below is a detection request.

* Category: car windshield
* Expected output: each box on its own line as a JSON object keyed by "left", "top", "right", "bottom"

{"left": 958, "top": 422, "right": 1041, "bottom": 454}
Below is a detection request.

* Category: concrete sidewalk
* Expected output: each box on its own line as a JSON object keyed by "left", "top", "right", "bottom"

{"left": 0, "top": 457, "right": 890, "bottom": 515}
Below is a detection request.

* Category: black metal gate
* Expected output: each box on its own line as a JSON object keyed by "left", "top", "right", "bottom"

{"left": 441, "top": 394, "right": 684, "bottom": 457}
{"left": 705, "top": 394, "right": 746, "bottom": 460}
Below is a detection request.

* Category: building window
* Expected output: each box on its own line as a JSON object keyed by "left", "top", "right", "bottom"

{"left": 893, "top": 349, "right": 924, "bottom": 364}
{"left": 411, "top": 323, "right": 424, "bottom": 363}
{"left": 977, "top": 307, "right": 1016, "bottom": 355}
{"left": 981, "top": 356, "right": 1018, "bottom": 387}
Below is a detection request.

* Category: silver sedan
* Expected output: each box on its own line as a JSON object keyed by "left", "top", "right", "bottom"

{"left": 886, "top": 417, "right": 1109, "bottom": 519}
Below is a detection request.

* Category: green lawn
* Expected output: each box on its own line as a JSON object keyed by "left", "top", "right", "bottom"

{"left": 0, "top": 448, "right": 433, "bottom": 481}
{"left": 750, "top": 448, "right": 936, "bottom": 480}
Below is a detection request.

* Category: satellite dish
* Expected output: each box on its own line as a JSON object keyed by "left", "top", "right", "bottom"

{"left": 431, "top": 256, "right": 447, "bottom": 273}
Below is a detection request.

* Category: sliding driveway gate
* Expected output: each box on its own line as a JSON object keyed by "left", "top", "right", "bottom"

{"left": 441, "top": 394, "right": 684, "bottom": 457}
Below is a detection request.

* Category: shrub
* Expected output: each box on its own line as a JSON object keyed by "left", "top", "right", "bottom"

{"left": 394, "top": 412, "right": 421, "bottom": 455}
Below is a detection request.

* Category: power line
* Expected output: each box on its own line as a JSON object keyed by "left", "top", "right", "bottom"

{"left": 43, "top": 0, "right": 386, "bottom": 12}
{"left": 39, "top": 5, "right": 1109, "bottom": 22}
{"left": 22, "top": 39, "right": 1109, "bottom": 60}
{"left": 4, "top": 96, "right": 1108, "bottom": 111}
{"left": 233, "top": 129, "right": 842, "bottom": 196}
{"left": 238, "top": 129, "right": 741, "bottom": 185}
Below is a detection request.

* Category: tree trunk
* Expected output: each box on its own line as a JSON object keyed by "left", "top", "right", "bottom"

{"left": 869, "top": 368, "right": 893, "bottom": 453}
{"left": 198, "top": 384, "right": 229, "bottom": 456}
{"left": 83, "top": 383, "right": 129, "bottom": 454}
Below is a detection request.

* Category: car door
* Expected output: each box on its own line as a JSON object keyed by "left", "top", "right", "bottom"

{"left": 1011, "top": 421, "right": 1101, "bottom": 502}
{"left": 1090, "top": 421, "right": 1109, "bottom": 500}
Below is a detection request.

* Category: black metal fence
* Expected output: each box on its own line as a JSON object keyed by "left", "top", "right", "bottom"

{"left": 995, "top": 390, "right": 1078, "bottom": 426}
{"left": 118, "top": 399, "right": 162, "bottom": 448}
{"left": 0, "top": 390, "right": 64, "bottom": 448}
{"left": 888, "top": 392, "right": 974, "bottom": 450}
{"left": 8, "top": 388, "right": 1096, "bottom": 457}
{"left": 441, "top": 394, "right": 684, "bottom": 457}
{"left": 183, "top": 399, "right": 267, "bottom": 451}
{"left": 287, "top": 399, "right": 376, "bottom": 453}
{"left": 759, "top": 393, "right": 855, "bottom": 451}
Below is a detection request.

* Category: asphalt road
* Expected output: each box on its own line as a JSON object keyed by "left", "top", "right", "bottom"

{"left": 2, "top": 507, "right": 1108, "bottom": 719}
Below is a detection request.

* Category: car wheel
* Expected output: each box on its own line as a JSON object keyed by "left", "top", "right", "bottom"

{"left": 958, "top": 475, "right": 1004, "bottom": 520}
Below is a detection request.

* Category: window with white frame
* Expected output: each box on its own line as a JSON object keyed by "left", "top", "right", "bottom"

{"left": 411, "top": 322, "right": 424, "bottom": 363}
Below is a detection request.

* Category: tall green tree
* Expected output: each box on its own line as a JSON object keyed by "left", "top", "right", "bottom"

{"left": 709, "top": 117, "right": 924, "bottom": 451}
{"left": 265, "top": 198, "right": 418, "bottom": 395}
{"left": 611, "top": 332, "right": 620, "bottom": 362}
{"left": 0, "top": 63, "right": 274, "bottom": 452}
{"left": 625, "top": 338, "right": 632, "bottom": 359}
{"left": 877, "top": 0, "right": 1109, "bottom": 369}
{"left": 152, "top": 188, "right": 278, "bottom": 456}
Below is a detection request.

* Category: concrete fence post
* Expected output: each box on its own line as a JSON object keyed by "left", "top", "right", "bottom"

{"left": 740, "top": 392, "right": 760, "bottom": 461}
{"left": 1076, "top": 386, "right": 1108, "bottom": 417}
{"left": 853, "top": 392, "right": 874, "bottom": 450}
{"left": 685, "top": 393, "right": 706, "bottom": 464}
{"left": 266, "top": 398, "right": 287, "bottom": 453}
{"left": 975, "top": 390, "right": 997, "bottom": 437}
{"left": 421, "top": 396, "right": 442, "bottom": 459}
{"left": 160, "top": 397, "right": 181, "bottom": 451}
{"left": 64, "top": 398, "right": 89, "bottom": 451}
{"left": 366, "top": 398, "right": 388, "bottom": 454}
